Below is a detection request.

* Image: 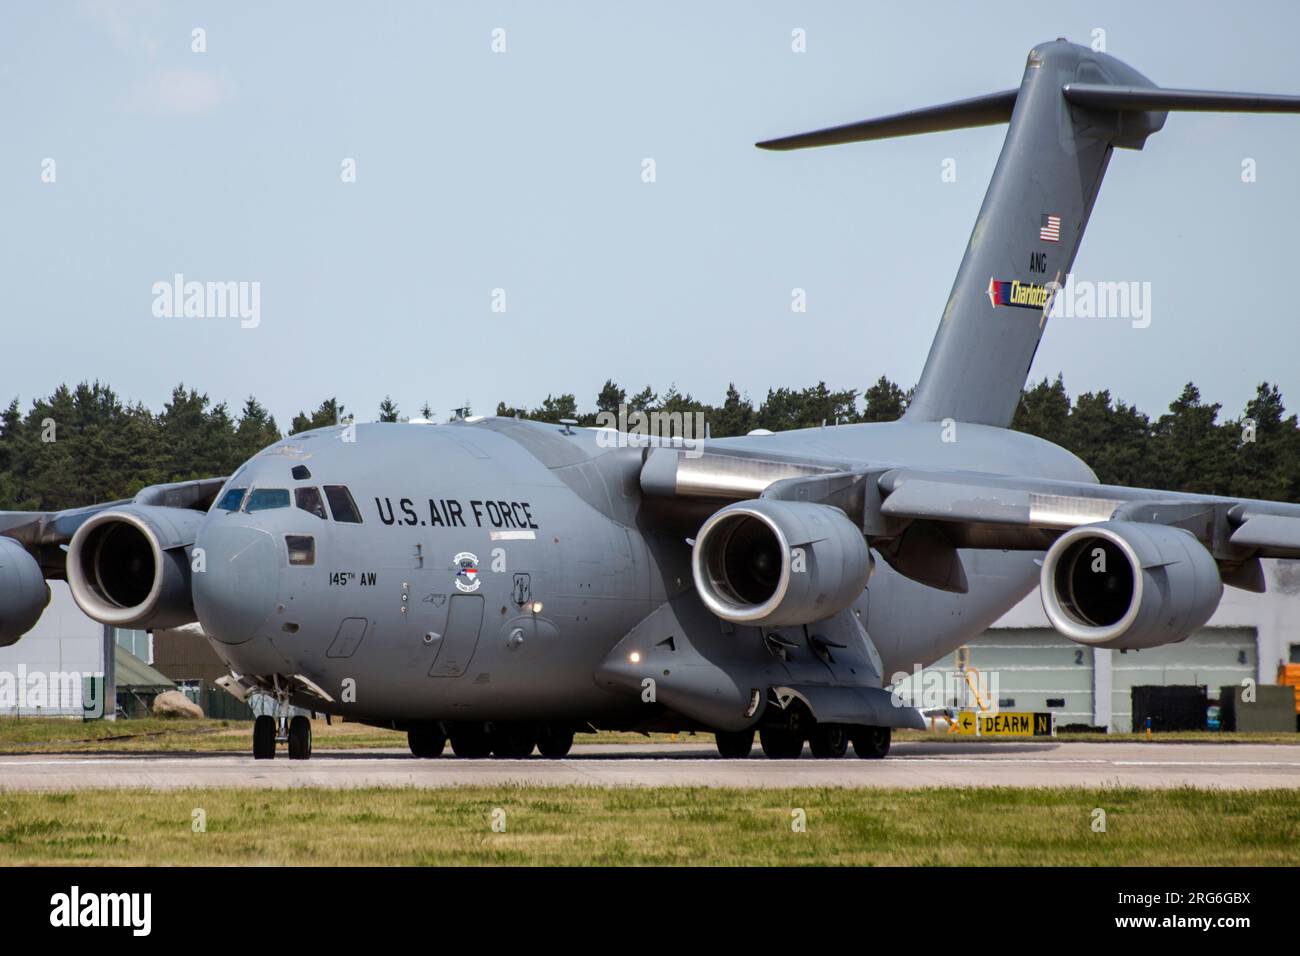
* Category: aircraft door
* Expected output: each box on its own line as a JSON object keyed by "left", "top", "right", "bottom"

{"left": 427, "top": 594, "right": 484, "bottom": 678}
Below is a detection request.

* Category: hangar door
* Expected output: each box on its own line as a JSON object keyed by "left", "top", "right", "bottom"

{"left": 899, "top": 629, "right": 1094, "bottom": 725}
{"left": 1110, "top": 627, "right": 1257, "bottom": 732}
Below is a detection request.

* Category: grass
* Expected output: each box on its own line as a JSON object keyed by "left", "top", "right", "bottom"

{"left": 0, "top": 717, "right": 1294, "bottom": 753}
{"left": 0, "top": 717, "right": 406, "bottom": 752}
{"left": 0, "top": 718, "right": 715, "bottom": 753}
{"left": 0, "top": 785, "right": 1296, "bottom": 865}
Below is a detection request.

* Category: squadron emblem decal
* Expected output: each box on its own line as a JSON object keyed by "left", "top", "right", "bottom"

{"left": 453, "top": 552, "right": 481, "bottom": 592}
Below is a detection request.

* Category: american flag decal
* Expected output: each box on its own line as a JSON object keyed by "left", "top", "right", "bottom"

{"left": 1039, "top": 213, "right": 1061, "bottom": 242}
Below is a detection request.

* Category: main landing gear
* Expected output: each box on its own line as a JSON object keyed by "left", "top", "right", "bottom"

{"left": 713, "top": 700, "right": 892, "bottom": 759}
{"left": 406, "top": 722, "right": 576, "bottom": 759}
{"left": 252, "top": 713, "right": 313, "bottom": 760}
{"left": 714, "top": 729, "right": 755, "bottom": 758}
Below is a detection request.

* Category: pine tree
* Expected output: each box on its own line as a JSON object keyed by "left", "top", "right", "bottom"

{"left": 234, "top": 397, "right": 281, "bottom": 464}
{"left": 596, "top": 380, "right": 626, "bottom": 415}
{"left": 861, "top": 376, "right": 908, "bottom": 423}
{"left": 1011, "top": 375, "right": 1071, "bottom": 439}
{"left": 291, "top": 398, "right": 345, "bottom": 435}
{"left": 1149, "top": 383, "right": 1236, "bottom": 495}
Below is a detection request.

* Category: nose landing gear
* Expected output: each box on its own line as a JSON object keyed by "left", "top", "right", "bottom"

{"left": 287, "top": 716, "right": 312, "bottom": 759}
{"left": 252, "top": 714, "right": 275, "bottom": 759}
{"left": 251, "top": 713, "right": 313, "bottom": 759}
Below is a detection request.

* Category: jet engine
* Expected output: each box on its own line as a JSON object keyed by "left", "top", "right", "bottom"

{"left": 0, "top": 536, "right": 50, "bottom": 647}
{"left": 1040, "top": 521, "right": 1223, "bottom": 650}
{"left": 691, "top": 499, "right": 872, "bottom": 627}
{"left": 66, "top": 505, "right": 205, "bottom": 629}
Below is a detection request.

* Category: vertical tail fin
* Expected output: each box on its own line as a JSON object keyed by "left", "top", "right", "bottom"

{"left": 758, "top": 39, "right": 1300, "bottom": 428}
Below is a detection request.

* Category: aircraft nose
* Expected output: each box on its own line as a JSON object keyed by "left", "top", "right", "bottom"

{"left": 192, "top": 524, "right": 280, "bottom": 644}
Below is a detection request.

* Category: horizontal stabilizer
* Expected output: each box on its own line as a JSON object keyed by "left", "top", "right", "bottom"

{"left": 755, "top": 88, "right": 1017, "bottom": 150}
{"left": 1063, "top": 83, "right": 1300, "bottom": 113}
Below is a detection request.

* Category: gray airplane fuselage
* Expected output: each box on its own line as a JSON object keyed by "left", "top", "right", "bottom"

{"left": 192, "top": 416, "right": 1094, "bottom": 728}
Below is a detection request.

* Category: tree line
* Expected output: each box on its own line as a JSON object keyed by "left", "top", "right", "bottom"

{"left": 1, "top": 376, "right": 1296, "bottom": 511}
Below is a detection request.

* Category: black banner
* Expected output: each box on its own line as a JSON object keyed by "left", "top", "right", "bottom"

{"left": 0, "top": 866, "right": 1278, "bottom": 942}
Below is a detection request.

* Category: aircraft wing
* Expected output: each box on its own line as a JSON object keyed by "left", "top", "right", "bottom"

{"left": 874, "top": 467, "right": 1300, "bottom": 557}
{"left": 866, "top": 467, "right": 1300, "bottom": 593}
{"left": 0, "top": 477, "right": 227, "bottom": 576}
{"left": 638, "top": 445, "right": 1300, "bottom": 593}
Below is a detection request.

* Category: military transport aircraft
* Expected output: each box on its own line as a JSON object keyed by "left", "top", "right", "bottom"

{"left": 4, "top": 39, "right": 1300, "bottom": 760}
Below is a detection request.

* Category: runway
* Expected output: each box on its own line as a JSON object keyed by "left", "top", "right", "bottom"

{"left": 1, "top": 741, "right": 1299, "bottom": 789}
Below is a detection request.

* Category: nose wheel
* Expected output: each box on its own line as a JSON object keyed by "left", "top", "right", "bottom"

{"left": 251, "top": 712, "right": 313, "bottom": 759}
{"left": 287, "top": 715, "right": 312, "bottom": 759}
{"left": 253, "top": 714, "right": 276, "bottom": 759}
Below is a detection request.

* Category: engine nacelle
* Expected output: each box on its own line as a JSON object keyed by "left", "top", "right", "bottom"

{"left": 66, "top": 505, "right": 205, "bottom": 629}
{"left": 692, "top": 499, "right": 872, "bottom": 627}
{"left": 0, "top": 537, "right": 50, "bottom": 647}
{"left": 1041, "top": 520, "right": 1223, "bottom": 650}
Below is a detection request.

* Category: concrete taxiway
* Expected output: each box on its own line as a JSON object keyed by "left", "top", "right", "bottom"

{"left": 1, "top": 741, "right": 1298, "bottom": 789}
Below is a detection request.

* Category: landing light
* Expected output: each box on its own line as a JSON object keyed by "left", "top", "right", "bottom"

{"left": 629, "top": 652, "right": 641, "bottom": 664}
{"left": 531, "top": 601, "right": 544, "bottom": 614}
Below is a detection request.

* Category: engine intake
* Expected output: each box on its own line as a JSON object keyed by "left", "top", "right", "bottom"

{"left": 66, "top": 505, "right": 205, "bottom": 629}
{"left": 692, "top": 499, "right": 872, "bottom": 627}
{"left": 0, "top": 537, "right": 50, "bottom": 646}
{"left": 1040, "top": 520, "right": 1223, "bottom": 650}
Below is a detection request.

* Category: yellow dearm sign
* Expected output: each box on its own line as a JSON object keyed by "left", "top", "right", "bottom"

{"left": 952, "top": 711, "right": 1055, "bottom": 737}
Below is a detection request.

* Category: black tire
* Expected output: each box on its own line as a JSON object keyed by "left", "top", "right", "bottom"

{"left": 808, "top": 723, "right": 848, "bottom": 758}
{"left": 490, "top": 724, "right": 537, "bottom": 758}
{"left": 287, "top": 715, "right": 312, "bottom": 760}
{"left": 253, "top": 714, "right": 276, "bottom": 759}
{"left": 850, "top": 725, "right": 891, "bottom": 759}
{"left": 536, "top": 725, "right": 575, "bottom": 758}
{"left": 759, "top": 726, "right": 804, "bottom": 759}
{"left": 714, "top": 729, "right": 754, "bottom": 758}
{"left": 449, "top": 724, "right": 493, "bottom": 758}
{"left": 408, "top": 726, "right": 447, "bottom": 758}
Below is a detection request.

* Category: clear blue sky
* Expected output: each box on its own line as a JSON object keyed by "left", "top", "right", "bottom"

{"left": 3, "top": 1, "right": 1298, "bottom": 427}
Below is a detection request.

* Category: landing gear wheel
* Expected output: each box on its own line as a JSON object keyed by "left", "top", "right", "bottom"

{"left": 759, "top": 726, "right": 804, "bottom": 759}
{"left": 536, "top": 725, "right": 575, "bottom": 758}
{"left": 808, "top": 723, "right": 848, "bottom": 758}
{"left": 490, "top": 724, "right": 537, "bottom": 758}
{"left": 252, "top": 714, "right": 276, "bottom": 759}
{"left": 850, "top": 725, "right": 891, "bottom": 759}
{"left": 287, "top": 715, "right": 312, "bottom": 760}
{"left": 714, "top": 729, "right": 754, "bottom": 758}
{"left": 408, "top": 726, "right": 447, "bottom": 758}
{"left": 449, "top": 724, "right": 493, "bottom": 758}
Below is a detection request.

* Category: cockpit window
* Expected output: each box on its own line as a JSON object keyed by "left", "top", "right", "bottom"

{"left": 216, "top": 487, "right": 248, "bottom": 512}
{"left": 245, "top": 488, "right": 291, "bottom": 512}
{"left": 323, "top": 485, "right": 363, "bottom": 523}
{"left": 295, "top": 486, "right": 328, "bottom": 519}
